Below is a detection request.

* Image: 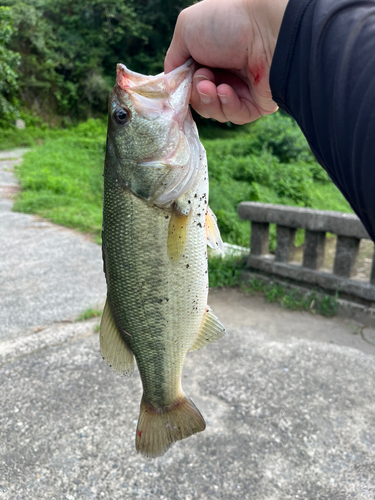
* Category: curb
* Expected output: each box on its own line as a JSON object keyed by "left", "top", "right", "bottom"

{"left": 241, "top": 269, "right": 375, "bottom": 328}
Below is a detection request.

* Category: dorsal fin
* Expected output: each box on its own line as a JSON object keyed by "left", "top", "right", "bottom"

{"left": 100, "top": 299, "right": 134, "bottom": 376}
{"left": 190, "top": 307, "right": 226, "bottom": 352}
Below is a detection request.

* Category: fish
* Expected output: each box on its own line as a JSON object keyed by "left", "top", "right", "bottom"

{"left": 100, "top": 59, "right": 226, "bottom": 458}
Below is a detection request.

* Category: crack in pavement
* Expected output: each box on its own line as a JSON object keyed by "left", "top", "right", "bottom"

{"left": 0, "top": 319, "right": 99, "bottom": 366}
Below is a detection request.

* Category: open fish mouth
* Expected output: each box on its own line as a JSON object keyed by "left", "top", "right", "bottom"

{"left": 116, "top": 58, "right": 195, "bottom": 100}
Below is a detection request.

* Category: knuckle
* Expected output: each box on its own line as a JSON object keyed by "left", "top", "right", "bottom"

{"left": 176, "top": 8, "right": 188, "bottom": 28}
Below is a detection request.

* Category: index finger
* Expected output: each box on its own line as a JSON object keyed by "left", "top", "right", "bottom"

{"left": 164, "top": 11, "right": 191, "bottom": 74}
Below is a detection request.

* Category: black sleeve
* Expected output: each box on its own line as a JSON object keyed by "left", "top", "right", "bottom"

{"left": 270, "top": 0, "right": 375, "bottom": 242}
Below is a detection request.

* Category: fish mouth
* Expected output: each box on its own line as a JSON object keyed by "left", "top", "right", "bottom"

{"left": 115, "top": 58, "right": 195, "bottom": 135}
{"left": 116, "top": 59, "right": 195, "bottom": 99}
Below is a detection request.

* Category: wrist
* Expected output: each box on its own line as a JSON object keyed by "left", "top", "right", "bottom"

{"left": 266, "top": 0, "right": 289, "bottom": 47}
{"left": 244, "top": 0, "right": 289, "bottom": 65}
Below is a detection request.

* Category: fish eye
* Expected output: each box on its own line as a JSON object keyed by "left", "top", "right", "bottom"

{"left": 114, "top": 107, "right": 131, "bottom": 125}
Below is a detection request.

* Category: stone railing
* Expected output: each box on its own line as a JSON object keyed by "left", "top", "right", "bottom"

{"left": 238, "top": 202, "right": 375, "bottom": 304}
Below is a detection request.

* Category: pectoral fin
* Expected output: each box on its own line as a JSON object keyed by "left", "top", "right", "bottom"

{"left": 100, "top": 299, "right": 134, "bottom": 376}
{"left": 167, "top": 202, "right": 191, "bottom": 262}
{"left": 190, "top": 307, "right": 226, "bottom": 352}
{"left": 206, "top": 206, "right": 224, "bottom": 252}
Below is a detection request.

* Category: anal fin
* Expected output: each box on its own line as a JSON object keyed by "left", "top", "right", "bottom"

{"left": 100, "top": 299, "right": 134, "bottom": 376}
{"left": 190, "top": 306, "right": 226, "bottom": 352}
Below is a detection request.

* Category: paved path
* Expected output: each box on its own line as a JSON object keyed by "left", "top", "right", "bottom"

{"left": 1, "top": 150, "right": 375, "bottom": 499}
{"left": 0, "top": 149, "right": 106, "bottom": 340}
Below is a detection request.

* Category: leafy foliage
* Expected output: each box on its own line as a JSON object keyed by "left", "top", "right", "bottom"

{"left": 2, "top": 0, "right": 193, "bottom": 120}
{"left": 130, "top": 0, "right": 194, "bottom": 74}
{"left": 4, "top": 0, "right": 148, "bottom": 118}
{"left": 208, "top": 255, "right": 244, "bottom": 288}
{"left": 0, "top": 6, "right": 20, "bottom": 124}
{"left": 202, "top": 113, "right": 351, "bottom": 247}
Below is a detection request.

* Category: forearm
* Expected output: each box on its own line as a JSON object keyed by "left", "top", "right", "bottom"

{"left": 270, "top": 0, "right": 375, "bottom": 240}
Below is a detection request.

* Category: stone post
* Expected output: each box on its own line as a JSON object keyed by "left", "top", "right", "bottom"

{"left": 250, "top": 222, "right": 269, "bottom": 256}
{"left": 275, "top": 225, "right": 296, "bottom": 263}
{"left": 333, "top": 235, "right": 360, "bottom": 278}
{"left": 303, "top": 230, "right": 326, "bottom": 270}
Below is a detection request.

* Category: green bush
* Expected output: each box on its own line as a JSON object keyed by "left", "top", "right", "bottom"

{"left": 247, "top": 112, "right": 316, "bottom": 163}
{"left": 2, "top": 0, "right": 194, "bottom": 120}
{"left": 208, "top": 255, "right": 244, "bottom": 288}
{"left": 202, "top": 113, "right": 352, "bottom": 246}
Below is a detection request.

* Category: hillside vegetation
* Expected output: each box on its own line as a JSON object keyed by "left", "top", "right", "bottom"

{"left": 12, "top": 113, "right": 352, "bottom": 247}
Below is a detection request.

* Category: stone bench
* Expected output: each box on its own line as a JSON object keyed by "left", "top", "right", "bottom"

{"left": 238, "top": 202, "right": 375, "bottom": 303}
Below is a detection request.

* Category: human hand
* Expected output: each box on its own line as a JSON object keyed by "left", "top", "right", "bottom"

{"left": 164, "top": 0, "right": 288, "bottom": 125}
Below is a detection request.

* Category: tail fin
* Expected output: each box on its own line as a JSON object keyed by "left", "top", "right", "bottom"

{"left": 136, "top": 394, "right": 206, "bottom": 458}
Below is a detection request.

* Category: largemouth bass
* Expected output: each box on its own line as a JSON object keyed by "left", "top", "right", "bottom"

{"left": 100, "top": 59, "right": 225, "bottom": 458}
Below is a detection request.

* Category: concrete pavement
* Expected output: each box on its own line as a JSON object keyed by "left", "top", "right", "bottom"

{"left": 0, "top": 150, "right": 106, "bottom": 340}
{"left": 1, "top": 150, "right": 375, "bottom": 499}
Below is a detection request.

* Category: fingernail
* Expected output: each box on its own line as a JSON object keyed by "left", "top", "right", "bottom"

{"left": 217, "top": 93, "right": 228, "bottom": 105}
{"left": 193, "top": 75, "right": 210, "bottom": 84}
{"left": 198, "top": 90, "right": 211, "bottom": 105}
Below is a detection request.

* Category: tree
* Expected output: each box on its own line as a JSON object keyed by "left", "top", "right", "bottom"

{"left": 2, "top": 0, "right": 194, "bottom": 121}
{"left": 4, "top": 0, "right": 148, "bottom": 119}
{"left": 129, "top": 0, "right": 194, "bottom": 75}
{"left": 0, "top": 6, "right": 20, "bottom": 125}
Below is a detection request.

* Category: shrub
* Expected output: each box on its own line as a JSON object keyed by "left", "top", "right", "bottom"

{"left": 208, "top": 254, "right": 244, "bottom": 288}
{"left": 201, "top": 113, "right": 352, "bottom": 246}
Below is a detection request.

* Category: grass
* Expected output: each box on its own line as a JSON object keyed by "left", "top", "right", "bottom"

{"left": 208, "top": 254, "right": 245, "bottom": 288}
{"left": 0, "top": 125, "right": 63, "bottom": 150}
{"left": 13, "top": 119, "right": 106, "bottom": 242}
{"left": 207, "top": 252, "right": 339, "bottom": 318}
{"left": 241, "top": 277, "right": 339, "bottom": 317}
{"left": 76, "top": 307, "right": 103, "bottom": 321}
